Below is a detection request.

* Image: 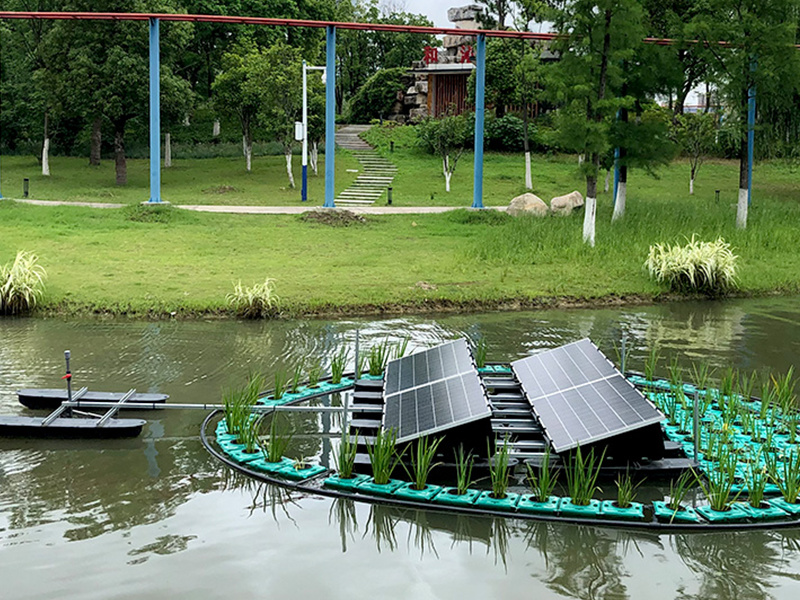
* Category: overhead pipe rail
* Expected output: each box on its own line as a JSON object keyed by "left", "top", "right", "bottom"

{"left": 0, "top": 11, "right": 766, "bottom": 209}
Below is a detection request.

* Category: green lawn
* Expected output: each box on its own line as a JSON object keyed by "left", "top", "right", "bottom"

{"left": 0, "top": 189, "right": 798, "bottom": 316}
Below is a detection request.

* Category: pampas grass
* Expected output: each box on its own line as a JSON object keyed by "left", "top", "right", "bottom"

{"left": 0, "top": 251, "right": 47, "bottom": 315}
{"left": 645, "top": 235, "right": 738, "bottom": 295}
{"left": 227, "top": 278, "right": 279, "bottom": 318}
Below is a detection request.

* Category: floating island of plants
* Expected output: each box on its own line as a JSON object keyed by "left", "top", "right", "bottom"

{"left": 203, "top": 343, "right": 800, "bottom": 530}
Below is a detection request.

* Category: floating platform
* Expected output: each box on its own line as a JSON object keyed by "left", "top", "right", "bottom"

{"left": 17, "top": 388, "right": 168, "bottom": 410}
{"left": 0, "top": 415, "right": 147, "bottom": 438}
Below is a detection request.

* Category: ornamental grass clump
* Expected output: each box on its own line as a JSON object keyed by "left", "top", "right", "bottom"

{"left": 645, "top": 235, "right": 738, "bottom": 296}
{"left": 453, "top": 445, "right": 475, "bottom": 495}
{"left": 615, "top": 470, "right": 642, "bottom": 509}
{"left": 367, "top": 428, "right": 403, "bottom": 484}
{"left": 330, "top": 349, "right": 348, "bottom": 384}
{"left": 666, "top": 470, "right": 695, "bottom": 515}
{"left": 0, "top": 250, "right": 47, "bottom": 315}
{"left": 261, "top": 415, "right": 293, "bottom": 463}
{"left": 222, "top": 372, "right": 264, "bottom": 438}
{"left": 227, "top": 278, "right": 280, "bottom": 318}
{"left": 403, "top": 435, "right": 443, "bottom": 491}
{"left": 334, "top": 429, "right": 359, "bottom": 479}
{"left": 693, "top": 452, "right": 741, "bottom": 511}
{"left": 766, "top": 449, "right": 800, "bottom": 504}
{"left": 488, "top": 438, "right": 512, "bottom": 499}
{"left": 526, "top": 450, "right": 558, "bottom": 503}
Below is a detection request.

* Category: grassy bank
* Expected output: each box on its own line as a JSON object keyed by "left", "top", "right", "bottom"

{"left": 0, "top": 193, "right": 798, "bottom": 317}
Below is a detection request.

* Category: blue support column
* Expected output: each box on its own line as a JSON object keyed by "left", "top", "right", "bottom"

{"left": 612, "top": 147, "right": 620, "bottom": 206}
{"left": 148, "top": 18, "right": 162, "bottom": 203}
{"left": 324, "top": 26, "right": 336, "bottom": 208}
{"left": 747, "top": 60, "right": 756, "bottom": 206}
{"left": 471, "top": 34, "right": 486, "bottom": 209}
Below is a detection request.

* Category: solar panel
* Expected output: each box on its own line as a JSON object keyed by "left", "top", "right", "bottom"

{"left": 511, "top": 339, "right": 664, "bottom": 453}
{"left": 383, "top": 339, "right": 490, "bottom": 443}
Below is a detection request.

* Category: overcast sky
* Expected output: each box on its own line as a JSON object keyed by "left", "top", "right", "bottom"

{"left": 401, "top": 0, "right": 450, "bottom": 26}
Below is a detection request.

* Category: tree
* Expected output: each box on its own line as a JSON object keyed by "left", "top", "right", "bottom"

{"left": 417, "top": 113, "right": 470, "bottom": 192}
{"left": 548, "top": 0, "right": 645, "bottom": 246}
{"left": 674, "top": 111, "right": 717, "bottom": 194}
{"left": 347, "top": 67, "right": 407, "bottom": 124}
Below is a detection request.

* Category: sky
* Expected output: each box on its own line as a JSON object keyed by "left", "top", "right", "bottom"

{"left": 401, "top": 0, "right": 450, "bottom": 26}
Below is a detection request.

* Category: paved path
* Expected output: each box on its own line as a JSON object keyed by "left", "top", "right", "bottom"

{"left": 335, "top": 124, "right": 397, "bottom": 207}
{"left": 9, "top": 198, "right": 499, "bottom": 214}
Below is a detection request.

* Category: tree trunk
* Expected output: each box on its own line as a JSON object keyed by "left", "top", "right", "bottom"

{"left": 285, "top": 147, "right": 295, "bottom": 188}
{"left": 612, "top": 165, "right": 627, "bottom": 222}
{"left": 583, "top": 173, "right": 597, "bottom": 247}
{"left": 737, "top": 85, "right": 749, "bottom": 229}
{"left": 604, "top": 169, "right": 610, "bottom": 193}
{"left": 164, "top": 132, "right": 172, "bottom": 168}
{"left": 443, "top": 155, "right": 451, "bottom": 192}
{"left": 690, "top": 176, "right": 694, "bottom": 195}
{"left": 90, "top": 116, "right": 102, "bottom": 166}
{"left": 523, "top": 104, "right": 532, "bottom": 190}
{"left": 41, "top": 112, "right": 50, "bottom": 176}
{"left": 213, "top": 119, "right": 220, "bottom": 137}
{"left": 310, "top": 141, "right": 318, "bottom": 175}
{"left": 114, "top": 121, "right": 127, "bottom": 186}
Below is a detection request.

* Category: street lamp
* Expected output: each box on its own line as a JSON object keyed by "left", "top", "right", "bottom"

{"left": 302, "top": 60, "right": 326, "bottom": 202}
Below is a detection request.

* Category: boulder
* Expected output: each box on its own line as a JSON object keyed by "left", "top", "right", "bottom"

{"left": 550, "top": 191, "right": 584, "bottom": 215}
{"left": 442, "top": 34, "right": 474, "bottom": 49}
{"left": 507, "top": 193, "right": 549, "bottom": 217}
{"left": 409, "top": 107, "right": 428, "bottom": 122}
{"left": 414, "top": 81, "right": 429, "bottom": 94}
{"left": 448, "top": 5, "right": 484, "bottom": 23}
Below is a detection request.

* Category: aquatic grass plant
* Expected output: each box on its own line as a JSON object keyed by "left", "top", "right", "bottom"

{"left": 403, "top": 435, "right": 443, "bottom": 491}
{"left": 667, "top": 471, "right": 695, "bottom": 514}
{"left": 644, "top": 345, "right": 660, "bottom": 385}
{"left": 759, "top": 381, "right": 776, "bottom": 420}
{"left": 772, "top": 367, "right": 797, "bottom": 415}
{"left": 290, "top": 361, "right": 305, "bottom": 394}
{"left": 330, "top": 349, "right": 348, "bottom": 384}
{"left": 367, "top": 428, "right": 403, "bottom": 485}
{"left": 367, "top": 340, "right": 392, "bottom": 376}
{"left": 227, "top": 278, "right": 280, "bottom": 318}
{"left": 306, "top": 360, "right": 323, "bottom": 388}
{"left": 615, "top": 470, "right": 642, "bottom": 508}
{"left": 393, "top": 337, "right": 410, "bottom": 359}
{"left": 689, "top": 361, "right": 712, "bottom": 396}
{"left": 564, "top": 445, "right": 605, "bottom": 506}
{"left": 526, "top": 450, "right": 558, "bottom": 503}
{"left": 766, "top": 449, "right": 800, "bottom": 504}
{"left": 644, "top": 235, "right": 738, "bottom": 295}
{"left": 356, "top": 353, "right": 367, "bottom": 379}
{"left": 693, "top": 451, "right": 741, "bottom": 511}
{"left": 746, "top": 460, "right": 769, "bottom": 509}
{"left": 222, "top": 372, "right": 264, "bottom": 437}
{"left": 335, "top": 429, "right": 359, "bottom": 479}
{"left": 488, "top": 438, "right": 512, "bottom": 499}
{"left": 0, "top": 250, "right": 47, "bottom": 315}
{"left": 261, "top": 415, "right": 293, "bottom": 463}
{"left": 454, "top": 445, "right": 475, "bottom": 495}
{"left": 473, "top": 338, "right": 488, "bottom": 368}
{"left": 272, "top": 369, "right": 288, "bottom": 401}
{"left": 240, "top": 415, "right": 263, "bottom": 454}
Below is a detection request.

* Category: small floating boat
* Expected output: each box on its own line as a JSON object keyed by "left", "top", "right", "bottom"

{"left": 17, "top": 389, "right": 169, "bottom": 411}
{"left": 0, "top": 415, "right": 146, "bottom": 439}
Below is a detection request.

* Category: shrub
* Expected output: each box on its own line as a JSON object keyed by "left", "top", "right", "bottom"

{"left": 0, "top": 250, "right": 47, "bottom": 315}
{"left": 645, "top": 235, "right": 738, "bottom": 295}
{"left": 227, "top": 278, "right": 280, "bottom": 318}
{"left": 347, "top": 67, "right": 408, "bottom": 124}
{"left": 486, "top": 114, "right": 525, "bottom": 152}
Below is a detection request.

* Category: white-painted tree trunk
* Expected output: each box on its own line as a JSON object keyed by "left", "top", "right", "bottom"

{"left": 41, "top": 137, "right": 50, "bottom": 176}
{"left": 578, "top": 154, "right": 585, "bottom": 165}
{"left": 164, "top": 132, "right": 172, "bottom": 168}
{"left": 242, "top": 135, "right": 247, "bottom": 157}
{"left": 245, "top": 141, "right": 252, "bottom": 172}
{"left": 285, "top": 151, "right": 295, "bottom": 188}
{"left": 443, "top": 155, "right": 451, "bottom": 192}
{"left": 737, "top": 188, "right": 749, "bottom": 229}
{"left": 183, "top": 114, "right": 190, "bottom": 126}
{"left": 213, "top": 120, "right": 220, "bottom": 137}
{"left": 525, "top": 151, "right": 532, "bottom": 190}
{"left": 689, "top": 177, "right": 694, "bottom": 195}
{"left": 604, "top": 169, "right": 610, "bottom": 193}
{"left": 310, "top": 142, "right": 318, "bottom": 175}
{"left": 583, "top": 196, "right": 597, "bottom": 247}
{"left": 612, "top": 181, "right": 626, "bottom": 222}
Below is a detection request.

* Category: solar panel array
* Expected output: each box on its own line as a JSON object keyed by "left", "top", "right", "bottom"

{"left": 511, "top": 338, "right": 664, "bottom": 453}
{"left": 383, "top": 339, "right": 490, "bottom": 443}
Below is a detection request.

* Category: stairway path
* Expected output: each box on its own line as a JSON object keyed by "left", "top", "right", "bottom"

{"left": 335, "top": 124, "right": 396, "bottom": 207}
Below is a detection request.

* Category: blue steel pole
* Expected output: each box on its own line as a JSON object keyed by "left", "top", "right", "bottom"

{"left": 747, "top": 60, "right": 756, "bottom": 206}
{"left": 324, "top": 26, "right": 336, "bottom": 208}
{"left": 302, "top": 60, "right": 308, "bottom": 202}
{"left": 148, "top": 18, "right": 161, "bottom": 203}
{"left": 472, "top": 34, "right": 486, "bottom": 209}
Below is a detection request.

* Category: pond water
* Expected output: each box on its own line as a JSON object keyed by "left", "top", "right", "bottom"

{"left": 2, "top": 297, "right": 800, "bottom": 599}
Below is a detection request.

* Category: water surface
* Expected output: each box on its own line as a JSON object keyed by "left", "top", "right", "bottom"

{"left": 2, "top": 297, "right": 800, "bottom": 599}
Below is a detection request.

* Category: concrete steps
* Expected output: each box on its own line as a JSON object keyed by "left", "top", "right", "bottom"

{"left": 335, "top": 124, "right": 396, "bottom": 207}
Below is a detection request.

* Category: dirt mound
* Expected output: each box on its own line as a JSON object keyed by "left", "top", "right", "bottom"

{"left": 202, "top": 185, "right": 238, "bottom": 194}
{"left": 300, "top": 209, "right": 367, "bottom": 227}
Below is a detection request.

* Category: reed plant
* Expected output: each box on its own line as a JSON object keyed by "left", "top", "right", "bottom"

{"left": 393, "top": 337, "right": 410, "bottom": 359}
{"left": 772, "top": 367, "right": 797, "bottom": 415}
{"left": 273, "top": 369, "right": 288, "bottom": 400}
{"left": 240, "top": 415, "right": 263, "bottom": 454}
{"left": 787, "top": 410, "right": 800, "bottom": 445}
{"left": 488, "top": 438, "right": 512, "bottom": 499}
{"left": 222, "top": 372, "right": 264, "bottom": 438}
{"left": 356, "top": 353, "right": 367, "bottom": 379}
{"left": 473, "top": 338, "right": 488, "bottom": 369}
{"left": 0, "top": 250, "right": 47, "bottom": 315}
{"left": 759, "top": 381, "right": 776, "bottom": 420}
{"left": 693, "top": 452, "right": 741, "bottom": 511}
{"left": 668, "top": 359, "right": 686, "bottom": 407}
{"left": 367, "top": 340, "right": 392, "bottom": 376}
{"left": 334, "top": 429, "right": 359, "bottom": 478}
{"left": 403, "top": 436, "right": 443, "bottom": 490}
{"left": 367, "top": 428, "right": 403, "bottom": 484}
{"left": 737, "top": 372, "right": 757, "bottom": 405}
{"left": 644, "top": 345, "right": 660, "bottom": 384}
{"left": 766, "top": 449, "right": 800, "bottom": 504}
{"left": 689, "top": 361, "right": 712, "bottom": 396}
{"left": 526, "top": 450, "right": 558, "bottom": 503}
{"left": 644, "top": 235, "right": 738, "bottom": 295}
{"left": 746, "top": 459, "right": 769, "bottom": 509}
{"left": 666, "top": 470, "right": 695, "bottom": 514}
{"left": 718, "top": 368, "right": 737, "bottom": 406}
{"left": 290, "top": 360, "right": 305, "bottom": 394}
{"left": 227, "top": 278, "right": 280, "bottom": 318}
{"left": 564, "top": 445, "right": 605, "bottom": 506}
{"left": 615, "top": 470, "right": 642, "bottom": 508}
{"left": 261, "top": 415, "right": 293, "bottom": 463}
{"left": 307, "top": 360, "right": 323, "bottom": 388}
{"left": 453, "top": 445, "right": 475, "bottom": 495}
{"left": 330, "top": 349, "right": 348, "bottom": 384}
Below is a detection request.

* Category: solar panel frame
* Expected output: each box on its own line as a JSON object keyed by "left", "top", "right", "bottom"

{"left": 382, "top": 339, "right": 491, "bottom": 443}
{"left": 511, "top": 339, "right": 664, "bottom": 453}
